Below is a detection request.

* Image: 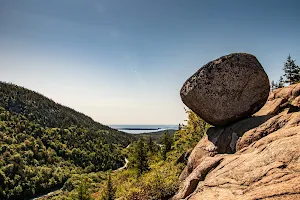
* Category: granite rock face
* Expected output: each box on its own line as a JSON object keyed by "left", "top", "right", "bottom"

{"left": 174, "top": 84, "right": 300, "bottom": 200}
{"left": 180, "top": 53, "right": 270, "bottom": 126}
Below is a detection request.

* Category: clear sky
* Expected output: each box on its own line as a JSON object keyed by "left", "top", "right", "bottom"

{"left": 0, "top": 0, "right": 299, "bottom": 125}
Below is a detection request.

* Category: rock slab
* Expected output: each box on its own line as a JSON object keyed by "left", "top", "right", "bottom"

{"left": 180, "top": 53, "right": 270, "bottom": 126}
{"left": 174, "top": 84, "right": 300, "bottom": 200}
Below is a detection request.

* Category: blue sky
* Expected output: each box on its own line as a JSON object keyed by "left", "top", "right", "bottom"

{"left": 0, "top": 0, "right": 299, "bottom": 124}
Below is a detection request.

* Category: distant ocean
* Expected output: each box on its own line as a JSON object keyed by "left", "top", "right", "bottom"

{"left": 109, "top": 125, "right": 178, "bottom": 134}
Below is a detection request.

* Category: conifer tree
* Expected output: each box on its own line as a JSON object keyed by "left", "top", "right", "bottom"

{"left": 161, "top": 131, "right": 173, "bottom": 161}
{"left": 173, "top": 110, "right": 210, "bottom": 153}
{"left": 101, "top": 172, "right": 115, "bottom": 200}
{"left": 134, "top": 139, "right": 149, "bottom": 176}
{"left": 178, "top": 123, "right": 182, "bottom": 130}
{"left": 283, "top": 55, "right": 300, "bottom": 84}
{"left": 148, "top": 136, "right": 154, "bottom": 153}
{"left": 278, "top": 76, "right": 285, "bottom": 88}
{"left": 106, "top": 173, "right": 115, "bottom": 200}
{"left": 271, "top": 80, "right": 278, "bottom": 90}
{"left": 162, "top": 131, "right": 173, "bottom": 152}
{"left": 77, "top": 178, "right": 91, "bottom": 200}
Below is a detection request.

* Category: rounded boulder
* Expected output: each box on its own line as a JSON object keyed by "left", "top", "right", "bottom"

{"left": 180, "top": 53, "right": 270, "bottom": 126}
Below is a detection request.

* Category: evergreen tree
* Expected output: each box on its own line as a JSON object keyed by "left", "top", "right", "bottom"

{"left": 106, "top": 173, "right": 115, "bottom": 200}
{"left": 271, "top": 76, "right": 285, "bottom": 90}
{"left": 77, "top": 178, "right": 91, "bottom": 200}
{"left": 134, "top": 139, "right": 149, "bottom": 176}
{"left": 178, "top": 123, "right": 182, "bottom": 130}
{"left": 161, "top": 145, "right": 167, "bottom": 161}
{"left": 162, "top": 131, "right": 173, "bottom": 152}
{"left": 100, "top": 172, "right": 115, "bottom": 200}
{"left": 283, "top": 55, "right": 300, "bottom": 85}
{"left": 161, "top": 132, "right": 173, "bottom": 161}
{"left": 173, "top": 110, "right": 210, "bottom": 153}
{"left": 278, "top": 76, "right": 285, "bottom": 88}
{"left": 271, "top": 80, "right": 278, "bottom": 90}
{"left": 148, "top": 136, "right": 154, "bottom": 153}
{"left": 0, "top": 186, "right": 3, "bottom": 200}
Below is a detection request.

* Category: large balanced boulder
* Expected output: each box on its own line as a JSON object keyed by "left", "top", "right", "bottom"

{"left": 180, "top": 53, "right": 270, "bottom": 126}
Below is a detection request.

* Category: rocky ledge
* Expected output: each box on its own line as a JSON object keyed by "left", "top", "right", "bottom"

{"left": 174, "top": 56, "right": 300, "bottom": 199}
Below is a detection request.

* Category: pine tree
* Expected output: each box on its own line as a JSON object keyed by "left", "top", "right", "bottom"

{"left": 271, "top": 80, "right": 278, "bottom": 90}
{"left": 161, "top": 132, "right": 173, "bottom": 161}
{"left": 278, "top": 76, "right": 285, "bottom": 88}
{"left": 161, "top": 145, "right": 167, "bottom": 161}
{"left": 77, "top": 178, "right": 91, "bottom": 200}
{"left": 173, "top": 110, "right": 210, "bottom": 153}
{"left": 178, "top": 123, "right": 182, "bottom": 130}
{"left": 0, "top": 186, "right": 3, "bottom": 200}
{"left": 134, "top": 139, "right": 149, "bottom": 176}
{"left": 148, "top": 136, "right": 154, "bottom": 153}
{"left": 283, "top": 55, "right": 300, "bottom": 85}
{"left": 106, "top": 173, "right": 115, "bottom": 200}
{"left": 162, "top": 131, "right": 173, "bottom": 152}
{"left": 100, "top": 172, "right": 115, "bottom": 200}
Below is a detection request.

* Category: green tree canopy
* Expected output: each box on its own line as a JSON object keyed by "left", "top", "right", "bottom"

{"left": 283, "top": 55, "right": 300, "bottom": 85}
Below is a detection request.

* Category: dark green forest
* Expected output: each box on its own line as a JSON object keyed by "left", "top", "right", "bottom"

{"left": 0, "top": 82, "right": 136, "bottom": 200}
{"left": 133, "top": 129, "right": 176, "bottom": 144}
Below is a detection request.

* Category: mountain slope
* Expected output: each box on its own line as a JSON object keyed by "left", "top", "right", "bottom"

{"left": 0, "top": 82, "right": 134, "bottom": 145}
{"left": 0, "top": 82, "right": 135, "bottom": 200}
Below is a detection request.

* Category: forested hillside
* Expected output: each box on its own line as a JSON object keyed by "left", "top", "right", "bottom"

{"left": 45, "top": 110, "right": 209, "bottom": 200}
{"left": 0, "top": 82, "right": 135, "bottom": 200}
{"left": 134, "top": 129, "right": 176, "bottom": 143}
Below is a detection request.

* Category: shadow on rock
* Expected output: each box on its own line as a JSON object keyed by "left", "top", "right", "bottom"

{"left": 207, "top": 114, "right": 273, "bottom": 154}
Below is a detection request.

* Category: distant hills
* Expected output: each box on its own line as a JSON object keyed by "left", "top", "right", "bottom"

{"left": 0, "top": 82, "right": 135, "bottom": 146}
{"left": 0, "top": 82, "right": 136, "bottom": 199}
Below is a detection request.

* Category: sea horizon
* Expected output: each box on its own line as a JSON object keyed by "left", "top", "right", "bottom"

{"left": 109, "top": 124, "right": 179, "bottom": 134}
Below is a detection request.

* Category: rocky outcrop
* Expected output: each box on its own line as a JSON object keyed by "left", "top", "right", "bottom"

{"left": 237, "top": 83, "right": 300, "bottom": 151}
{"left": 187, "top": 124, "right": 300, "bottom": 200}
{"left": 175, "top": 81, "right": 300, "bottom": 198}
{"left": 179, "top": 114, "right": 272, "bottom": 182}
{"left": 180, "top": 53, "right": 270, "bottom": 126}
{"left": 174, "top": 157, "right": 223, "bottom": 199}
{"left": 176, "top": 149, "right": 193, "bottom": 165}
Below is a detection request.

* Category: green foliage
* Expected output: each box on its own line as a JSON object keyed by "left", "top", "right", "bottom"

{"left": 162, "top": 131, "right": 173, "bottom": 152}
{"left": 271, "top": 76, "right": 285, "bottom": 90}
{"left": 0, "top": 82, "right": 135, "bottom": 146}
{"left": 98, "top": 111, "right": 207, "bottom": 199}
{"left": 173, "top": 110, "right": 210, "bottom": 153}
{"left": 134, "top": 129, "right": 176, "bottom": 144}
{"left": 161, "top": 132, "right": 173, "bottom": 161}
{"left": 101, "top": 172, "right": 115, "bottom": 200}
{"left": 48, "top": 110, "right": 208, "bottom": 200}
{"left": 131, "top": 140, "right": 149, "bottom": 176}
{"left": 0, "top": 82, "right": 135, "bottom": 200}
{"left": 148, "top": 136, "right": 154, "bottom": 154}
{"left": 77, "top": 178, "right": 91, "bottom": 200}
{"left": 0, "top": 81, "right": 212, "bottom": 200}
{"left": 272, "top": 55, "right": 300, "bottom": 89}
{"left": 114, "top": 161, "right": 182, "bottom": 200}
{"left": 283, "top": 55, "right": 300, "bottom": 85}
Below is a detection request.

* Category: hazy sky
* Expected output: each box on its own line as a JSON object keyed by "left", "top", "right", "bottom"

{"left": 0, "top": 0, "right": 299, "bottom": 125}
